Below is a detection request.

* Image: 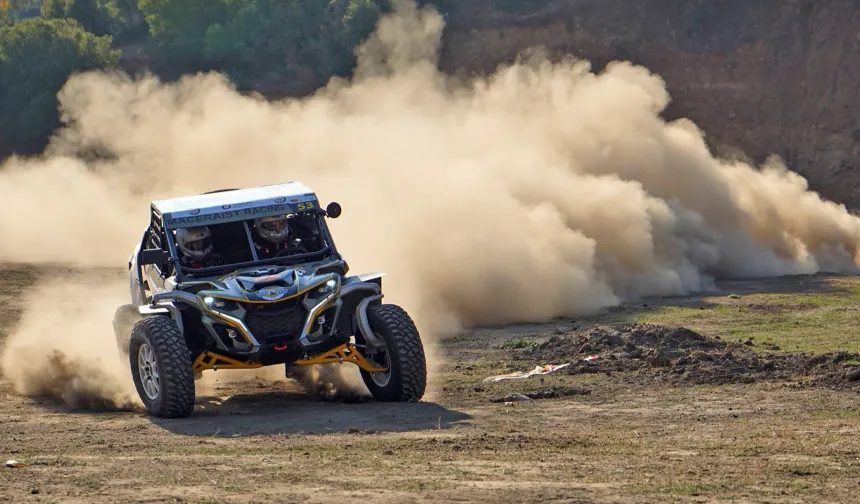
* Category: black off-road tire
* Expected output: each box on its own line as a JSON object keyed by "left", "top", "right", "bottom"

{"left": 129, "top": 316, "right": 196, "bottom": 418}
{"left": 359, "top": 304, "right": 427, "bottom": 402}
{"left": 113, "top": 304, "right": 141, "bottom": 357}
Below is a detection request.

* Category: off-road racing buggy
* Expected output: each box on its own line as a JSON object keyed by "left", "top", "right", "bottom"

{"left": 113, "top": 182, "right": 427, "bottom": 418}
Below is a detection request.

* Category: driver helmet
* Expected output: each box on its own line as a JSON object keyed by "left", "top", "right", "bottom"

{"left": 255, "top": 215, "right": 290, "bottom": 243}
{"left": 175, "top": 226, "right": 213, "bottom": 261}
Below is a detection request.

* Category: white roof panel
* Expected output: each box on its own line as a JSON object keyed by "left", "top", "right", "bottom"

{"left": 152, "top": 181, "right": 315, "bottom": 214}
{"left": 152, "top": 182, "right": 320, "bottom": 229}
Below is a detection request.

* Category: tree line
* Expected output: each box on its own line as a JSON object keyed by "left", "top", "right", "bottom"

{"left": 0, "top": 0, "right": 394, "bottom": 158}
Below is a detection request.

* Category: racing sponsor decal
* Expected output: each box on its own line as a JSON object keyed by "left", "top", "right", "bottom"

{"left": 258, "top": 285, "right": 288, "bottom": 301}
{"left": 166, "top": 204, "right": 290, "bottom": 226}
{"left": 163, "top": 198, "right": 320, "bottom": 228}
{"left": 274, "top": 197, "right": 287, "bottom": 203}
{"left": 165, "top": 210, "right": 243, "bottom": 226}
{"left": 242, "top": 204, "right": 291, "bottom": 215}
{"left": 216, "top": 201, "right": 255, "bottom": 210}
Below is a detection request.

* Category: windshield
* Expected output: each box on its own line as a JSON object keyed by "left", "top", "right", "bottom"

{"left": 168, "top": 211, "right": 333, "bottom": 277}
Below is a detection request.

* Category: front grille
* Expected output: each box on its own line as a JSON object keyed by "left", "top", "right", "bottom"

{"left": 242, "top": 299, "right": 307, "bottom": 343}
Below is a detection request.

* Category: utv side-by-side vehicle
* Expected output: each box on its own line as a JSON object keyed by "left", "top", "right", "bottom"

{"left": 113, "top": 182, "right": 427, "bottom": 418}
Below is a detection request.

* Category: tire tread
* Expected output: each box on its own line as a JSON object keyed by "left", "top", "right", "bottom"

{"left": 131, "top": 316, "right": 195, "bottom": 418}
{"left": 367, "top": 304, "right": 427, "bottom": 401}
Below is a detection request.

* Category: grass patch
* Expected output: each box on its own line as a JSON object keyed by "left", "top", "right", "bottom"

{"left": 598, "top": 283, "right": 860, "bottom": 354}
{"left": 811, "top": 408, "right": 860, "bottom": 419}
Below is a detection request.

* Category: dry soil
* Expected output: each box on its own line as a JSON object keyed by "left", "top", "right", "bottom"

{"left": 2, "top": 265, "right": 860, "bottom": 503}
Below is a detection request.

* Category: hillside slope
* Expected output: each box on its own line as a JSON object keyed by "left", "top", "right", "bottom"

{"left": 437, "top": 0, "right": 860, "bottom": 208}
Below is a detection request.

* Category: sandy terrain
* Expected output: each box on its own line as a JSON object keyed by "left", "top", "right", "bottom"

{"left": 2, "top": 265, "right": 860, "bottom": 503}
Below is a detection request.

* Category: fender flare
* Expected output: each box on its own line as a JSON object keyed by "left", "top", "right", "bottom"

{"left": 337, "top": 277, "right": 386, "bottom": 349}
{"left": 356, "top": 293, "right": 385, "bottom": 349}
{"left": 138, "top": 301, "right": 185, "bottom": 336}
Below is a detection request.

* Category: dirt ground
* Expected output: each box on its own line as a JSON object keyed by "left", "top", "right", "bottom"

{"left": 2, "top": 265, "right": 860, "bottom": 503}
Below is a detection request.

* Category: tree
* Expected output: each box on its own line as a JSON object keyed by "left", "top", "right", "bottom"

{"left": 337, "top": 0, "right": 382, "bottom": 71}
{"left": 0, "top": 17, "right": 120, "bottom": 155}
{"left": 40, "top": 0, "right": 67, "bottom": 18}
{"left": 67, "top": 0, "right": 117, "bottom": 36}
{"left": 138, "top": 0, "right": 248, "bottom": 63}
{"left": 203, "top": 0, "right": 385, "bottom": 86}
{"left": 111, "top": 0, "right": 147, "bottom": 42}
{"left": 41, "top": 0, "right": 125, "bottom": 38}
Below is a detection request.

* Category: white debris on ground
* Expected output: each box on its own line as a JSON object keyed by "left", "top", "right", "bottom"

{"left": 483, "top": 363, "right": 571, "bottom": 382}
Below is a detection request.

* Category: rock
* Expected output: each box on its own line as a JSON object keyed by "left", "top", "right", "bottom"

{"left": 647, "top": 349, "right": 671, "bottom": 367}
{"left": 691, "top": 351, "right": 714, "bottom": 363}
{"left": 503, "top": 393, "right": 532, "bottom": 402}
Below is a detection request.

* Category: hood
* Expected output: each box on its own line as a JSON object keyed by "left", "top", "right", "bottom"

{"left": 193, "top": 264, "right": 337, "bottom": 303}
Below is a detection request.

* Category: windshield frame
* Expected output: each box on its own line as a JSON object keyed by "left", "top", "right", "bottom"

{"left": 166, "top": 209, "right": 340, "bottom": 281}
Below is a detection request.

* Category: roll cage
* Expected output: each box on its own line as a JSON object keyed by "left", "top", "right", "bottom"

{"left": 137, "top": 205, "right": 343, "bottom": 285}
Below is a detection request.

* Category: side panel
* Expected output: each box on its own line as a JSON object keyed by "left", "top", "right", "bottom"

{"left": 144, "top": 264, "right": 167, "bottom": 296}
{"left": 129, "top": 228, "right": 147, "bottom": 305}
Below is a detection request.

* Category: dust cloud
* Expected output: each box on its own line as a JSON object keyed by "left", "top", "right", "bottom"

{"left": 0, "top": 275, "right": 141, "bottom": 410}
{"left": 3, "top": 0, "right": 860, "bottom": 406}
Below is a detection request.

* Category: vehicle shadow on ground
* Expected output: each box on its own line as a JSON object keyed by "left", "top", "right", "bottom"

{"left": 148, "top": 390, "right": 472, "bottom": 437}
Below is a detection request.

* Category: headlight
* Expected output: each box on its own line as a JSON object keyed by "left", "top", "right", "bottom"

{"left": 316, "top": 279, "right": 338, "bottom": 295}
{"left": 204, "top": 296, "right": 236, "bottom": 311}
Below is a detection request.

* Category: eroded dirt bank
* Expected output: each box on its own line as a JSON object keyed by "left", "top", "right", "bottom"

{"left": 439, "top": 0, "right": 860, "bottom": 208}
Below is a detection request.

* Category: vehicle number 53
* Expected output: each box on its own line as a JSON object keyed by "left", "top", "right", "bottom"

{"left": 296, "top": 201, "right": 315, "bottom": 211}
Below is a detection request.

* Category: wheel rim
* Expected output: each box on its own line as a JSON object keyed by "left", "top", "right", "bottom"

{"left": 137, "top": 343, "right": 161, "bottom": 400}
{"left": 367, "top": 332, "right": 392, "bottom": 387}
